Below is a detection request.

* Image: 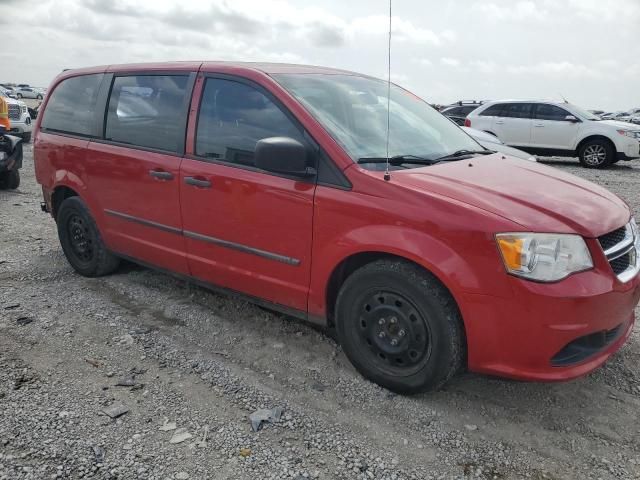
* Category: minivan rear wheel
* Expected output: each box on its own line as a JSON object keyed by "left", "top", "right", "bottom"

{"left": 57, "top": 197, "right": 120, "bottom": 277}
{"left": 578, "top": 139, "right": 614, "bottom": 168}
{"left": 335, "top": 259, "right": 464, "bottom": 394}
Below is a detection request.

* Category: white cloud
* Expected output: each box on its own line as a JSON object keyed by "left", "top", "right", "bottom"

{"left": 473, "top": 1, "right": 549, "bottom": 21}
{"left": 440, "top": 57, "right": 462, "bottom": 68}
{"left": 506, "top": 61, "right": 601, "bottom": 79}
{"left": 351, "top": 16, "right": 453, "bottom": 45}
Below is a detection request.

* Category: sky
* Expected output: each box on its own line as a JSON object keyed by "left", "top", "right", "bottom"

{"left": 1, "top": 0, "right": 638, "bottom": 111}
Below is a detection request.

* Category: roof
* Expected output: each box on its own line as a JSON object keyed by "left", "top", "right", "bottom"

{"left": 58, "top": 61, "right": 368, "bottom": 78}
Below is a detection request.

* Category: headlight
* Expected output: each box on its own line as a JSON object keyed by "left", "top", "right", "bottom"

{"left": 617, "top": 129, "right": 639, "bottom": 139}
{"left": 496, "top": 233, "right": 593, "bottom": 282}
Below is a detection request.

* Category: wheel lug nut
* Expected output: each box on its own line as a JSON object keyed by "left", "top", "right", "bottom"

{"left": 378, "top": 318, "right": 385, "bottom": 325}
{"left": 390, "top": 339, "right": 398, "bottom": 346}
{"left": 378, "top": 332, "right": 386, "bottom": 338}
{"left": 390, "top": 317, "right": 397, "bottom": 324}
{"left": 398, "top": 329, "right": 405, "bottom": 337}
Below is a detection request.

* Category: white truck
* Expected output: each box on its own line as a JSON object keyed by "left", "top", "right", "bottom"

{"left": 3, "top": 95, "right": 32, "bottom": 143}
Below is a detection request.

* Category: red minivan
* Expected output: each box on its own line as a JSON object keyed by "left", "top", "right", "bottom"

{"left": 34, "top": 62, "right": 640, "bottom": 393}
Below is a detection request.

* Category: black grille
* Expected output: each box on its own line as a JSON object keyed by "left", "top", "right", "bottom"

{"left": 598, "top": 226, "right": 627, "bottom": 251}
{"left": 611, "top": 251, "right": 633, "bottom": 275}
{"left": 7, "top": 104, "right": 20, "bottom": 121}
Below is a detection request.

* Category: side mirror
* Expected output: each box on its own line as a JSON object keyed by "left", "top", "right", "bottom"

{"left": 255, "top": 137, "right": 314, "bottom": 177}
{"left": 565, "top": 115, "right": 580, "bottom": 123}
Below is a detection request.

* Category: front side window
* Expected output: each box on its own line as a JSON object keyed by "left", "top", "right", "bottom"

{"left": 41, "top": 74, "right": 104, "bottom": 136}
{"left": 105, "top": 75, "right": 189, "bottom": 152}
{"left": 500, "top": 103, "right": 532, "bottom": 119}
{"left": 274, "top": 73, "right": 481, "bottom": 166}
{"left": 534, "top": 104, "right": 571, "bottom": 121}
{"left": 195, "top": 78, "right": 304, "bottom": 167}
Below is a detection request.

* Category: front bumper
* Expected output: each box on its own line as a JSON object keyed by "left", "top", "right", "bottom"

{"left": 8, "top": 119, "right": 32, "bottom": 136}
{"left": 462, "top": 246, "right": 640, "bottom": 381}
{"left": 616, "top": 137, "right": 640, "bottom": 160}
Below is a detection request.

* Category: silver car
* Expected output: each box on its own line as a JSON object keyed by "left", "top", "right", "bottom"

{"left": 15, "top": 87, "right": 44, "bottom": 100}
{"left": 462, "top": 127, "right": 537, "bottom": 162}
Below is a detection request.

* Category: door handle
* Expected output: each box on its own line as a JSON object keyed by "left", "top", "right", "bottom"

{"left": 534, "top": 123, "right": 544, "bottom": 127}
{"left": 149, "top": 169, "right": 174, "bottom": 180}
{"left": 495, "top": 120, "right": 504, "bottom": 125}
{"left": 184, "top": 176, "right": 212, "bottom": 188}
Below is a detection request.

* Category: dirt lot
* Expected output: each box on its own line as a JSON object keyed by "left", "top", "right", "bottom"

{"left": 1, "top": 147, "right": 640, "bottom": 480}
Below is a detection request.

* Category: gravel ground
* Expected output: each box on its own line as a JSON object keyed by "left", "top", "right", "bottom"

{"left": 1, "top": 147, "right": 640, "bottom": 480}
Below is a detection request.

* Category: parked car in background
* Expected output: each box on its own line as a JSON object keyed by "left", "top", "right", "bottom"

{"left": 588, "top": 110, "right": 605, "bottom": 116}
{"left": 0, "top": 126, "right": 23, "bottom": 189}
{"left": 462, "top": 127, "right": 537, "bottom": 162}
{"left": 441, "top": 100, "right": 484, "bottom": 125}
{"left": 34, "top": 62, "right": 640, "bottom": 393}
{"left": 15, "top": 87, "right": 44, "bottom": 100}
{"left": 0, "top": 91, "right": 32, "bottom": 142}
{"left": 466, "top": 100, "right": 640, "bottom": 168}
{"left": 601, "top": 111, "right": 632, "bottom": 122}
{"left": 0, "top": 86, "right": 16, "bottom": 99}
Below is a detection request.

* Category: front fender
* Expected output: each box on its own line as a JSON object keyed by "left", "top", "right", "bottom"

{"left": 308, "top": 223, "right": 511, "bottom": 319}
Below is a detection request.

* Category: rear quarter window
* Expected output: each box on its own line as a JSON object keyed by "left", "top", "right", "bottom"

{"left": 479, "top": 104, "right": 504, "bottom": 116}
{"left": 41, "top": 74, "right": 104, "bottom": 136}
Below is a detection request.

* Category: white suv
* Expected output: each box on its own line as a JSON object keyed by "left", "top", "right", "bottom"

{"left": 466, "top": 100, "right": 640, "bottom": 168}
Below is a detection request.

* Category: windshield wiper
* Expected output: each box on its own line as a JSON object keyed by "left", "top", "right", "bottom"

{"left": 434, "top": 149, "right": 494, "bottom": 161}
{"left": 357, "top": 154, "right": 441, "bottom": 166}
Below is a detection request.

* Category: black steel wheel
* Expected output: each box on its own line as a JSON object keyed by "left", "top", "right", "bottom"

{"left": 355, "top": 290, "right": 432, "bottom": 376}
{"left": 336, "top": 259, "right": 464, "bottom": 394}
{"left": 57, "top": 196, "right": 120, "bottom": 277}
{"left": 66, "top": 214, "right": 95, "bottom": 263}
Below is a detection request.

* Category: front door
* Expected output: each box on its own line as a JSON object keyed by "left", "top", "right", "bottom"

{"left": 180, "top": 76, "right": 316, "bottom": 312}
{"left": 85, "top": 73, "right": 194, "bottom": 274}
{"left": 530, "top": 103, "right": 580, "bottom": 150}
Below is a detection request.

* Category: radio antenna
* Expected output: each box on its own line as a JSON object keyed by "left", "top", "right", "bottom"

{"left": 384, "top": 0, "right": 392, "bottom": 182}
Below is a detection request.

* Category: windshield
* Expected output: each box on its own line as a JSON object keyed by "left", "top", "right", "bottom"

{"left": 274, "top": 73, "right": 482, "bottom": 167}
{"left": 568, "top": 104, "right": 600, "bottom": 121}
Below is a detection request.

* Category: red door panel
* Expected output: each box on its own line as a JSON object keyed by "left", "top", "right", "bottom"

{"left": 85, "top": 142, "right": 188, "bottom": 274}
{"left": 180, "top": 158, "right": 314, "bottom": 311}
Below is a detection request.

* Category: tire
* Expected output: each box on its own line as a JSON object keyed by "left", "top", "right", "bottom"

{"left": 57, "top": 196, "right": 120, "bottom": 277}
{"left": 335, "top": 259, "right": 464, "bottom": 394}
{"left": 16, "top": 93, "right": 22, "bottom": 99}
{"left": 36, "top": 95, "right": 43, "bottom": 100}
{"left": 578, "top": 139, "right": 614, "bottom": 168}
{"left": 5, "top": 169, "right": 19, "bottom": 189}
{"left": 21, "top": 133, "right": 31, "bottom": 143}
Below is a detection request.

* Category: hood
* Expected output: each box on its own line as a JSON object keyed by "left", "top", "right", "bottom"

{"left": 3, "top": 97, "right": 25, "bottom": 107}
{"left": 600, "top": 119, "right": 638, "bottom": 129}
{"left": 396, "top": 155, "right": 630, "bottom": 237}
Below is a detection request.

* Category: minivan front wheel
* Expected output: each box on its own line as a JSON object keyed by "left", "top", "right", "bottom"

{"left": 57, "top": 197, "right": 120, "bottom": 277}
{"left": 579, "top": 139, "right": 614, "bottom": 168}
{"left": 335, "top": 259, "right": 464, "bottom": 394}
